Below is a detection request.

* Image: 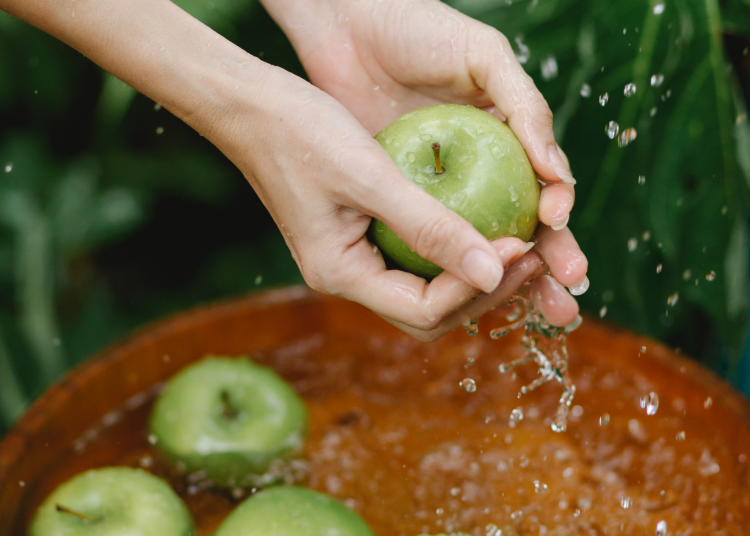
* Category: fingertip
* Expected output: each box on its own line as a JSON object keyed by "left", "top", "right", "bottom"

{"left": 546, "top": 144, "right": 576, "bottom": 184}
{"left": 461, "top": 247, "right": 504, "bottom": 293}
{"left": 531, "top": 275, "right": 580, "bottom": 327}
{"left": 538, "top": 183, "right": 575, "bottom": 229}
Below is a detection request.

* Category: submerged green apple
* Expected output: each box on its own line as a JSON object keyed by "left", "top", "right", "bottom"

{"left": 370, "top": 104, "right": 539, "bottom": 278}
{"left": 29, "top": 467, "right": 195, "bottom": 536}
{"left": 214, "top": 486, "right": 375, "bottom": 536}
{"left": 149, "top": 356, "right": 308, "bottom": 488}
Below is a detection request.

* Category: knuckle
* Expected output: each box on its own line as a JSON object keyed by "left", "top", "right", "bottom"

{"left": 413, "top": 216, "right": 457, "bottom": 264}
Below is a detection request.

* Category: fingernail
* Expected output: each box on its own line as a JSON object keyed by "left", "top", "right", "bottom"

{"left": 462, "top": 248, "right": 503, "bottom": 293}
{"left": 547, "top": 145, "right": 576, "bottom": 184}
{"left": 550, "top": 214, "right": 569, "bottom": 231}
{"left": 568, "top": 275, "right": 589, "bottom": 296}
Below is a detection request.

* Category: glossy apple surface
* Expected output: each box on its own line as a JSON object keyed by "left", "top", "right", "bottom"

{"left": 149, "top": 356, "right": 307, "bottom": 488}
{"left": 214, "top": 486, "right": 375, "bottom": 536}
{"left": 370, "top": 104, "right": 539, "bottom": 278}
{"left": 29, "top": 467, "right": 195, "bottom": 536}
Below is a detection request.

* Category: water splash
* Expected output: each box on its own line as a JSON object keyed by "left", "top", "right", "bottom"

{"left": 494, "top": 284, "right": 577, "bottom": 433}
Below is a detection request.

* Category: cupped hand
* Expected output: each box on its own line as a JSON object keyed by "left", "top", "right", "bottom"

{"left": 257, "top": 0, "right": 588, "bottom": 337}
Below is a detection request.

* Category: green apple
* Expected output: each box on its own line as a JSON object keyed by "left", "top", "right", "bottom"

{"left": 149, "top": 356, "right": 307, "bottom": 488}
{"left": 214, "top": 486, "right": 375, "bottom": 536}
{"left": 29, "top": 467, "right": 195, "bottom": 536}
{"left": 370, "top": 103, "right": 539, "bottom": 278}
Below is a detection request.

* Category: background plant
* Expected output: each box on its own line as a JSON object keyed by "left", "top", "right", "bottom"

{"left": 0, "top": 0, "right": 748, "bottom": 436}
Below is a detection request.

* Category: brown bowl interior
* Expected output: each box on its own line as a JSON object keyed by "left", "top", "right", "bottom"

{"left": 2, "top": 286, "right": 750, "bottom": 534}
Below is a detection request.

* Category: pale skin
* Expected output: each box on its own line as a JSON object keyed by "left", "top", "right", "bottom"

{"left": 1, "top": 0, "right": 588, "bottom": 342}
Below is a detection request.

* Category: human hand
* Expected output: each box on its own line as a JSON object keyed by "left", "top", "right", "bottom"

{"left": 262, "top": 0, "right": 588, "bottom": 333}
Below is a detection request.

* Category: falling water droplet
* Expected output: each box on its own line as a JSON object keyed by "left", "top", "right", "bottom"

{"left": 568, "top": 276, "right": 589, "bottom": 296}
{"left": 655, "top": 520, "right": 667, "bottom": 536}
{"left": 656, "top": 264, "right": 663, "bottom": 274}
{"left": 599, "top": 306, "right": 608, "bottom": 318}
{"left": 704, "top": 396, "right": 713, "bottom": 408}
{"left": 667, "top": 293, "right": 679, "bottom": 306}
{"left": 599, "top": 93, "right": 609, "bottom": 106}
{"left": 541, "top": 55, "right": 558, "bottom": 80}
{"left": 642, "top": 231, "right": 651, "bottom": 241}
{"left": 605, "top": 121, "right": 620, "bottom": 139}
{"left": 628, "top": 238, "right": 638, "bottom": 252}
{"left": 706, "top": 271, "right": 716, "bottom": 281}
{"left": 599, "top": 413, "right": 610, "bottom": 426}
{"left": 148, "top": 434, "right": 158, "bottom": 445}
{"left": 534, "top": 480, "right": 548, "bottom": 494}
{"left": 155, "top": 126, "right": 165, "bottom": 135}
{"left": 676, "top": 430, "right": 686, "bottom": 441}
{"left": 460, "top": 378, "right": 477, "bottom": 393}
{"left": 639, "top": 392, "right": 659, "bottom": 415}
{"left": 650, "top": 74, "right": 665, "bottom": 87}
{"left": 618, "top": 128, "right": 638, "bottom": 147}
{"left": 580, "top": 83, "right": 591, "bottom": 97}
{"left": 154, "top": 103, "right": 162, "bottom": 111}
{"left": 4, "top": 163, "right": 12, "bottom": 173}
{"left": 638, "top": 175, "right": 646, "bottom": 184}
{"left": 254, "top": 275, "right": 263, "bottom": 285}
{"left": 509, "top": 407, "right": 524, "bottom": 428}
{"left": 514, "top": 34, "right": 530, "bottom": 64}
{"left": 620, "top": 496, "right": 632, "bottom": 509}
{"left": 650, "top": 106, "right": 658, "bottom": 117}
{"left": 653, "top": 2, "right": 665, "bottom": 15}
{"left": 624, "top": 83, "right": 637, "bottom": 97}
{"left": 641, "top": 346, "right": 647, "bottom": 353}
{"left": 683, "top": 269, "right": 692, "bottom": 280}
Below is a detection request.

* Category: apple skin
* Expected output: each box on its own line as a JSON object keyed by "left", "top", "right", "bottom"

{"left": 370, "top": 104, "right": 539, "bottom": 278}
{"left": 149, "top": 357, "right": 308, "bottom": 488}
{"left": 29, "top": 467, "right": 195, "bottom": 536}
{"left": 213, "top": 486, "right": 375, "bottom": 536}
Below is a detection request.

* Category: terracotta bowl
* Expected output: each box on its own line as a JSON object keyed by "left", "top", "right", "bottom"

{"left": 1, "top": 287, "right": 749, "bottom": 535}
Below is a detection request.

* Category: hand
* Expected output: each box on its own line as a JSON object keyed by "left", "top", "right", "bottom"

{"left": 259, "top": 0, "right": 588, "bottom": 338}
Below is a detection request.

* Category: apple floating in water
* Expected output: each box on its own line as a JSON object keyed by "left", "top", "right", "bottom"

{"left": 370, "top": 104, "right": 540, "bottom": 278}
{"left": 29, "top": 467, "right": 195, "bottom": 536}
{"left": 149, "top": 356, "right": 308, "bottom": 488}
{"left": 213, "top": 486, "right": 375, "bottom": 536}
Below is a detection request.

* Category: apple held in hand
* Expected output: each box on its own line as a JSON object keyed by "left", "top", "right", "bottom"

{"left": 29, "top": 467, "right": 195, "bottom": 536}
{"left": 214, "top": 486, "right": 375, "bottom": 536}
{"left": 149, "top": 357, "right": 307, "bottom": 488}
{"left": 370, "top": 104, "right": 540, "bottom": 279}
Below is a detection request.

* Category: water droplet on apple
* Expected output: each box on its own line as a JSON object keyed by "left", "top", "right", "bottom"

{"left": 508, "top": 185, "right": 519, "bottom": 202}
{"left": 406, "top": 152, "right": 416, "bottom": 163}
{"left": 419, "top": 134, "right": 432, "bottom": 142}
{"left": 509, "top": 218, "right": 518, "bottom": 235}
{"left": 491, "top": 221, "right": 499, "bottom": 231}
{"left": 490, "top": 145, "right": 506, "bottom": 159}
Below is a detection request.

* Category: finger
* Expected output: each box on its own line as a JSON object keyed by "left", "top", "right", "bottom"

{"left": 531, "top": 275, "right": 580, "bottom": 327}
{"left": 340, "top": 236, "right": 534, "bottom": 330}
{"left": 386, "top": 250, "right": 545, "bottom": 342}
{"left": 361, "top": 180, "right": 506, "bottom": 294}
{"left": 538, "top": 182, "right": 575, "bottom": 229}
{"left": 534, "top": 225, "right": 588, "bottom": 291}
{"left": 467, "top": 29, "right": 576, "bottom": 185}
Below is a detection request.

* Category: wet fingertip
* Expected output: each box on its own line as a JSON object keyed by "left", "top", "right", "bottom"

{"left": 546, "top": 144, "right": 576, "bottom": 184}
{"left": 550, "top": 214, "right": 569, "bottom": 231}
{"left": 567, "top": 275, "right": 589, "bottom": 296}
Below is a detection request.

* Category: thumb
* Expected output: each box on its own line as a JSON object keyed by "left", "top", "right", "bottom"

{"left": 363, "top": 178, "right": 504, "bottom": 293}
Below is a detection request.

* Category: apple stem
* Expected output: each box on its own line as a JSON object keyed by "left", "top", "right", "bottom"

{"left": 221, "top": 390, "right": 238, "bottom": 419}
{"left": 55, "top": 504, "right": 102, "bottom": 522}
{"left": 431, "top": 143, "right": 444, "bottom": 174}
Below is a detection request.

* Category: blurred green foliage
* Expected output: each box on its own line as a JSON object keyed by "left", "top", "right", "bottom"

{"left": 0, "top": 0, "right": 749, "bottom": 436}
